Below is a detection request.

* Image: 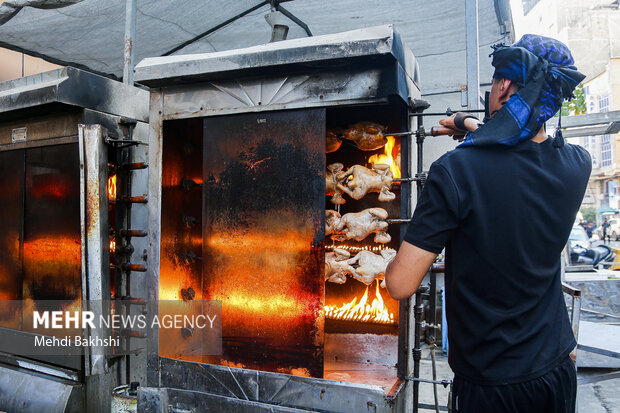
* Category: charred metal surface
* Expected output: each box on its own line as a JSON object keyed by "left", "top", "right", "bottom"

{"left": 0, "top": 110, "right": 81, "bottom": 147}
{"left": 0, "top": 67, "right": 149, "bottom": 123}
{"left": 135, "top": 25, "right": 419, "bottom": 90}
{"left": 136, "top": 26, "right": 418, "bottom": 120}
{"left": 158, "top": 70, "right": 389, "bottom": 120}
{"left": 158, "top": 357, "right": 399, "bottom": 413}
{"left": 0, "top": 150, "right": 24, "bottom": 318}
{"left": 201, "top": 109, "right": 325, "bottom": 378}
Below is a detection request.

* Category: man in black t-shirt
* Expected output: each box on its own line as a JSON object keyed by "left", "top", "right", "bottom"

{"left": 385, "top": 35, "right": 591, "bottom": 413}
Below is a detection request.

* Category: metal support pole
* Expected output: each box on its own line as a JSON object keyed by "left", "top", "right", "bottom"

{"left": 412, "top": 285, "right": 428, "bottom": 413}
{"left": 465, "top": 0, "right": 480, "bottom": 110}
{"left": 415, "top": 118, "right": 425, "bottom": 200}
{"left": 123, "top": 0, "right": 137, "bottom": 85}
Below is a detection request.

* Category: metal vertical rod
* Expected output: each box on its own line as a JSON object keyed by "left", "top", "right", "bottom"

{"left": 412, "top": 286, "right": 427, "bottom": 413}
{"left": 465, "top": 0, "right": 480, "bottom": 110}
{"left": 412, "top": 107, "right": 428, "bottom": 413}
{"left": 416, "top": 115, "right": 425, "bottom": 200}
{"left": 123, "top": 0, "right": 137, "bottom": 85}
{"left": 429, "top": 273, "right": 436, "bottom": 342}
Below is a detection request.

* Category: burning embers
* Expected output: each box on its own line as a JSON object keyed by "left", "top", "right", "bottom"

{"left": 324, "top": 281, "right": 395, "bottom": 324}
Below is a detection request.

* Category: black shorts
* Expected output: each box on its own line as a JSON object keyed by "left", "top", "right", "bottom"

{"left": 452, "top": 356, "right": 577, "bottom": 413}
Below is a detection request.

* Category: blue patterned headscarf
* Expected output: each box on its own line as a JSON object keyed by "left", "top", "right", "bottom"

{"left": 459, "top": 34, "right": 585, "bottom": 148}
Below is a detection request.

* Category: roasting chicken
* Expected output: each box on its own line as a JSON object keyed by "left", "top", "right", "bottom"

{"left": 348, "top": 249, "right": 396, "bottom": 286}
{"left": 326, "top": 163, "right": 347, "bottom": 204}
{"left": 343, "top": 121, "right": 388, "bottom": 151}
{"left": 325, "top": 248, "right": 355, "bottom": 284}
{"left": 338, "top": 164, "right": 395, "bottom": 202}
{"left": 325, "top": 210, "right": 344, "bottom": 236}
{"left": 330, "top": 208, "right": 391, "bottom": 243}
{"left": 326, "top": 130, "right": 342, "bottom": 153}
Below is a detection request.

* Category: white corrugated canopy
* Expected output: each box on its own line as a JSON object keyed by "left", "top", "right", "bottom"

{"left": 0, "top": 0, "right": 514, "bottom": 93}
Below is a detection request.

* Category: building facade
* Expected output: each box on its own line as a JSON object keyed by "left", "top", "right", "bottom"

{"left": 514, "top": 0, "right": 620, "bottom": 219}
{"left": 580, "top": 58, "right": 620, "bottom": 213}
{"left": 0, "top": 48, "right": 60, "bottom": 82}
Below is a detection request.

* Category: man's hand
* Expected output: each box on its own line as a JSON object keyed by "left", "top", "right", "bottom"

{"left": 438, "top": 112, "right": 482, "bottom": 140}
{"left": 385, "top": 241, "right": 437, "bottom": 300}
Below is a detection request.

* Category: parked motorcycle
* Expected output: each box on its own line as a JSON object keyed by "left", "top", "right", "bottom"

{"left": 570, "top": 244, "right": 615, "bottom": 268}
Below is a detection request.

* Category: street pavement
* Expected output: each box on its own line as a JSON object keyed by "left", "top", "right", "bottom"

{"left": 416, "top": 347, "right": 620, "bottom": 412}
{"left": 413, "top": 239, "right": 620, "bottom": 411}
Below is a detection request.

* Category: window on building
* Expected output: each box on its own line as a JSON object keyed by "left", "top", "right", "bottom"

{"left": 607, "top": 180, "right": 618, "bottom": 206}
{"left": 599, "top": 95, "right": 609, "bottom": 113}
{"left": 601, "top": 134, "right": 612, "bottom": 167}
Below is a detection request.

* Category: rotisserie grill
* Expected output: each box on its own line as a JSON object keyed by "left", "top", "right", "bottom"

{"left": 134, "top": 24, "right": 422, "bottom": 413}
{"left": 0, "top": 67, "right": 149, "bottom": 412}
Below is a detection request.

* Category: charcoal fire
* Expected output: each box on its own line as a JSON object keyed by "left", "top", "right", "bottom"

{"left": 324, "top": 281, "right": 395, "bottom": 324}
{"left": 369, "top": 135, "right": 401, "bottom": 178}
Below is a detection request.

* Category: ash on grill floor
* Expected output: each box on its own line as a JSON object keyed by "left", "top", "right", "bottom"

{"left": 324, "top": 359, "right": 397, "bottom": 388}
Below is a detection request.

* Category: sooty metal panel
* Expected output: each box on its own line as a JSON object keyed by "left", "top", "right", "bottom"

{"left": 0, "top": 150, "right": 25, "bottom": 329}
{"left": 201, "top": 109, "right": 325, "bottom": 378}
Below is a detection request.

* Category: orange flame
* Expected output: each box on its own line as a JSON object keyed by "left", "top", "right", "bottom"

{"left": 108, "top": 175, "right": 117, "bottom": 200}
{"left": 325, "top": 281, "right": 395, "bottom": 324}
{"left": 109, "top": 239, "right": 116, "bottom": 253}
{"left": 332, "top": 244, "right": 390, "bottom": 253}
{"left": 368, "top": 136, "right": 401, "bottom": 178}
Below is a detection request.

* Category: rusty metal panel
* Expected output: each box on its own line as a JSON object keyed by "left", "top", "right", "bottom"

{"left": 201, "top": 109, "right": 325, "bottom": 378}
{"left": 22, "top": 144, "right": 81, "bottom": 305}
{"left": 0, "top": 150, "right": 24, "bottom": 329}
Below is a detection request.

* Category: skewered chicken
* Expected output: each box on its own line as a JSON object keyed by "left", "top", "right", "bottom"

{"left": 326, "top": 130, "right": 342, "bottom": 153}
{"left": 343, "top": 121, "right": 388, "bottom": 151}
{"left": 348, "top": 249, "right": 396, "bottom": 286}
{"left": 338, "top": 164, "right": 395, "bottom": 202}
{"left": 326, "top": 210, "right": 344, "bottom": 236}
{"left": 330, "top": 208, "right": 391, "bottom": 244}
{"left": 325, "top": 248, "right": 355, "bottom": 284}
{"left": 326, "top": 163, "right": 347, "bottom": 204}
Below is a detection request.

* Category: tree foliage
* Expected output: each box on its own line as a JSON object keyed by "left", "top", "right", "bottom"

{"left": 580, "top": 206, "right": 596, "bottom": 222}
{"left": 561, "top": 84, "right": 586, "bottom": 116}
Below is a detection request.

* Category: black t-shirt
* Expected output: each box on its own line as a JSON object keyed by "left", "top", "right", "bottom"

{"left": 404, "top": 138, "right": 591, "bottom": 385}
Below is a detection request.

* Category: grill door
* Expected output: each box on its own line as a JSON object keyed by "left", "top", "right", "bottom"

{"left": 202, "top": 109, "right": 325, "bottom": 378}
